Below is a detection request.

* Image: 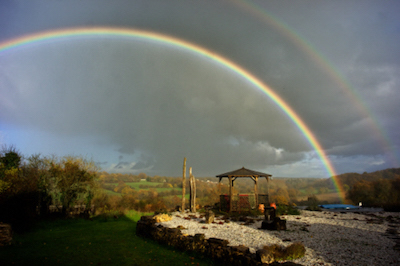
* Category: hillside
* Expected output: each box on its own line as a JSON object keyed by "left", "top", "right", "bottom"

{"left": 314, "top": 168, "right": 400, "bottom": 190}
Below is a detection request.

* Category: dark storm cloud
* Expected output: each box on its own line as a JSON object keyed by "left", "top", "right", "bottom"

{"left": 1, "top": 0, "right": 399, "bottom": 176}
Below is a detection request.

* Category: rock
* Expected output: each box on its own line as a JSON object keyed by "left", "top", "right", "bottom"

{"left": 0, "top": 223, "right": 12, "bottom": 247}
{"left": 261, "top": 217, "right": 286, "bottom": 231}
{"left": 275, "top": 217, "right": 287, "bottom": 231}
{"left": 208, "top": 237, "right": 229, "bottom": 246}
{"left": 205, "top": 210, "right": 215, "bottom": 224}
{"left": 153, "top": 213, "right": 172, "bottom": 223}
{"left": 256, "top": 248, "right": 274, "bottom": 264}
{"left": 231, "top": 245, "right": 250, "bottom": 255}
{"left": 136, "top": 216, "right": 155, "bottom": 238}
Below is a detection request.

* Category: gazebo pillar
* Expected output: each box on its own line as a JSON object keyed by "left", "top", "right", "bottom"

{"left": 228, "top": 175, "right": 233, "bottom": 212}
{"left": 254, "top": 176, "right": 258, "bottom": 206}
{"left": 266, "top": 176, "right": 270, "bottom": 204}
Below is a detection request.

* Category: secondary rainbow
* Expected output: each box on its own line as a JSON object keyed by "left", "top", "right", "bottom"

{"left": 233, "top": 0, "right": 400, "bottom": 195}
{"left": 0, "top": 27, "right": 346, "bottom": 202}
{"left": 233, "top": 0, "right": 399, "bottom": 167}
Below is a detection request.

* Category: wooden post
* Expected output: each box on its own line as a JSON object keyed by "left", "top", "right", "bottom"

{"left": 254, "top": 176, "right": 258, "bottom": 206}
{"left": 189, "top": 167, "right": 196, "bottom": 213}
{"left": 266, "top": 176, "right": 270, "bottom": 205}
{"left": 229, "top": 175, "right": 233, "bottom": 213}
{"left": 181, "top": 157, "right": 186, "bottom": 212}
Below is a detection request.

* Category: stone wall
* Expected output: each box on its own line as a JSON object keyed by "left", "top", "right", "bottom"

{"left": 136, "top": 215, "right": 300, "bottom": 265}
{"left": 0, "top": 223, "right": 12, "bottom": 246}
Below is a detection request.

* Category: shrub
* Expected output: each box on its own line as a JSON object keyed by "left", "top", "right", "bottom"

{"left": 263, "top": 242, "right": 306, "bottom": 261}
{"left": 283, "top": 242, "right": 306, "bottom": 260}
{"left": 276, "top": 204, "right": 300, "bottom": 216}
{"left": 305, "top": 195, "right": 321, "bottom": 211}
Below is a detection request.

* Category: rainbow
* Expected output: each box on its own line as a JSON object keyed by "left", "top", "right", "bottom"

{"left": 0, "top": 26, "right": 345, "bottom": 202}
{"left": 233, "top": 0, "right": 399, "bottom": 166}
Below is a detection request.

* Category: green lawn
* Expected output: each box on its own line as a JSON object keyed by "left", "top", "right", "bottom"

{"left": 0, "top": 211, "right": 214, "bottom": 265}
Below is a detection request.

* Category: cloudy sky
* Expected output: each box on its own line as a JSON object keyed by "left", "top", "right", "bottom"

{"left": 0, "top": 0, "right": 399, "bottom": 178}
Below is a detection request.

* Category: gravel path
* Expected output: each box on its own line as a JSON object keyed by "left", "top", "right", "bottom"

{"left": 159, "top": 210, "right": 400, "bottom": 265}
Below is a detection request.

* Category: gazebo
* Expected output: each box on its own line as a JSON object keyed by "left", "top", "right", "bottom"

{"left": 216, "top": 167, "right": 271, "bottom": 212}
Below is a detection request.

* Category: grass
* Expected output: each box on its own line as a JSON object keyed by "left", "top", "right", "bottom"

{"left": 103, "top": 189, "right": 121, "bottom": 196}
{"left": 0, "top": 211, "right": 214, "bottom": 266}
{"left": 108, "top": 181, "right": 184, "bottom": 193}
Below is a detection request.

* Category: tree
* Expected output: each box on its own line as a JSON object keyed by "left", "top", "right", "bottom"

{"left": 47, "top": 156, "right": 99, "bottom": 216}
{"left": 347, "top": 180, "right": 374, "bottom": 206}
{"left": 0, "top": 145, "right": 22, "bottom": 194}
{"left": 0, "top": 145, "right": 21, "bottom": 170}
{"left": 0, "top": 146, "right": 40, "bottom": 231}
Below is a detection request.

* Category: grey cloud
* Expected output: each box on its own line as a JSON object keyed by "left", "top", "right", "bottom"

{"left": 1, "top": 0, "right": 399, "bottom": 177}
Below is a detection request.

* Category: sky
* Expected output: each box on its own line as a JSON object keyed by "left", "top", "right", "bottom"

{"left": 0, "top": 0, "right": 399, "bottom": 178}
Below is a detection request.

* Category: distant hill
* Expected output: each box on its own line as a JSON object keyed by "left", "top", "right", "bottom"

{"left": 317, "top": 168, "right": 400, "bottom": 190}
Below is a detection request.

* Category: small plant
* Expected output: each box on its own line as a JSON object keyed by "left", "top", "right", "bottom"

{"left": 276, "top": 204, "right": 300, "bottom": 216}
{"left": 283, "top": 242, "right": 306, "bottom": 260}
{"left": 305, "top": 195, "right": 321, "bottom": 211}
{"left": 263, "top": 242, "right": 306, "bottom": 261}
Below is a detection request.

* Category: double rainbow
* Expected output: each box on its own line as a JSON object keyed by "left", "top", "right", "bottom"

{"left": 0, "top": 27, "right": 345, "bottom": 201}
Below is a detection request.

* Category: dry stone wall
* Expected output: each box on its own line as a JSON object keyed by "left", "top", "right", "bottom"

{"left": 135, "top": 215, "right": 300, "bottom": 265}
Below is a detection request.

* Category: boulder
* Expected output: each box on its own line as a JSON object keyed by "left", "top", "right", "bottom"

{"left": 256, "top": 248, "right": 274, "bottom": 264}
{"left": 261, "top": 217, "right": 286, "bottom": 231}
{"left": 0, "top": 223, "right": 12, "bottom": 247}
{"left": 153, "top": 213, "right": 172, "bottom": 223}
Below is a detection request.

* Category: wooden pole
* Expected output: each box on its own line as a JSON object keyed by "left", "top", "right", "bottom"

{"left": 229, "top": 175, "right": 233, "bottom": 213}
{"left": 266, "top": 176, "right": 270, "bottom": 205}
{"left": 254, "top": 176, "right": 258, "bottom": 207}
{"left": 181, "top": 157, "right": 186, "bottom": 212}
{"left": 189, "top": 167, "right": 196, "bottom": 213}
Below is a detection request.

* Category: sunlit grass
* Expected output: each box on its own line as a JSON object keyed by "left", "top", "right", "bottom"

{"left": 107, "top": 181, "right": 184, "bottom": 193}
{"left": 0, "top": 211, "right": 214, "bottom": 265}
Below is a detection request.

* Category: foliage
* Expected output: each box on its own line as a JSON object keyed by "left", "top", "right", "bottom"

{"left": 0, "top": 145, "right": 21, "bottom": 171}
{"left": 46, "top": 156, "right": 99, "bottom": 215}
{"left": 0, "top": 145, "right": 100, "bottom": 230}
{"left": 347, "top": 176, "right": 400, "bottom": 209}
{"left": 276, "top": 204, "right": 300, "bottom": 216}
{"left": 262, "top": 242, "right": 305, "bottom": 261}
{"left": 305, "top": 195, "right": 321, "bottom": 211}
{"left": 0, "top": 146, "right": 39, "bottom": 231}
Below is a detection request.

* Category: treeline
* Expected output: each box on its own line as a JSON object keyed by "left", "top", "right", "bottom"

{"left": 0, "top": 146, "right": 98, "bottom": 231}
{"left": 344, "top": 169, "right": 400, "bottom": 210}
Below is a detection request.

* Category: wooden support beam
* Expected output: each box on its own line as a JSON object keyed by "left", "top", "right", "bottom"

{"left": 254, "top": 176, "right": 258, "bottom": 206}
{"left": 181, "top": 157, "right": 186, "bottom": 212}
{"left": 266, "top": 176, "right": 270, "bottom": 204}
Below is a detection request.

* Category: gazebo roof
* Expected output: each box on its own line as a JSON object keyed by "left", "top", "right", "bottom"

{"left": 216, "top": 167, "right": 271, "bottom": 178}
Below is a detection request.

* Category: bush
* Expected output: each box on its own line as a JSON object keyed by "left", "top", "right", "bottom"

{"left": 263, "top": 242, "right": 306, "bottom": 261}
{"left": 276, "top": 204, "right": 300, "bottom": 216}
{"left": 305, "top": 195, "right": 321, "bottom": 211}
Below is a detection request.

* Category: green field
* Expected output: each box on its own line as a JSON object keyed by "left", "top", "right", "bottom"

{"left": 106, "top": 181, "right": 184, "bottom": 194}
{"left": 104, "top": 189, "right": 121, "bottom": 196}
{"left": 0, "top": 211, "right": 214, "bottom": 265}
